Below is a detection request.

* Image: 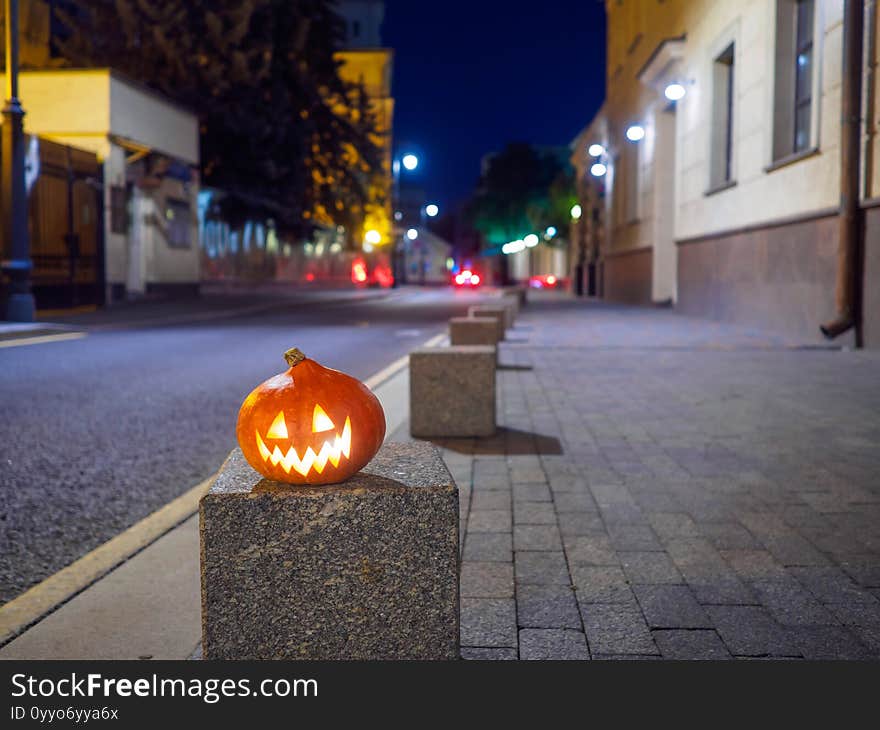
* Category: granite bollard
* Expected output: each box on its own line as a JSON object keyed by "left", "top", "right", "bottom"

{"left": 449, "top": 316, "right": 501, "bottom": 348}
{"left": 200, "top": 442, "right": 460, "bottom": 660}
{"left": 467, "top": 305, "right": 508, "bottom": 341}
{"left": 410, "top": 345, "right": 496, "bottom": 438}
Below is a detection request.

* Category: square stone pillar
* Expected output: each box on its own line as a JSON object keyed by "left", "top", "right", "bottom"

{"left": 200, "top": 442, "right": 460, "bottom": 660}
{"left": 410, "top": 346, "right": 496, "bottom": 438}
{"left": 449, "top": 316, "right": 501, "bottom": 347}
{"left": 468, "top": 305, "right": 508, "bottom": 340}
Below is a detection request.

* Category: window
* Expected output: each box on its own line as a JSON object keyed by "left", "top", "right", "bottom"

{"left": 773, "top": 0, "right": 816, "bottom": 160}
{"left": 710, "top": 43, "right": 735, "bottom": 189}
{"left": 165, "top": 199, "right": 192, "bottom": 249}
{"left": 352, "top": 20, "right": 361, "bottom": 38}
{"left": 793, "top": 0, "right": 815, "bottom": 152}
{"left": 624, "top": 142, "right": 640, "bottom": 222}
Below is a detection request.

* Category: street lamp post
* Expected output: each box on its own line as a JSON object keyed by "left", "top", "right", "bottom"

{"left": 391, "top": 153, "right": 418, "bottom": 288}
{"left": 1, "top": 0, "right": 34, "bottom": 321}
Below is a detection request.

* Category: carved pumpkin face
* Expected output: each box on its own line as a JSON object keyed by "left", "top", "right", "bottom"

{"left": 236, "top": 348, "right": 386, "bottom": 485}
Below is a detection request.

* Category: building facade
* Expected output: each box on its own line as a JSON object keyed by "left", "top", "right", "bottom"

{"left": 4, "top": 69, "right": 201, "bottom": 303}
{"left": 573, "top": 0, "right": 880, "bottom": 347}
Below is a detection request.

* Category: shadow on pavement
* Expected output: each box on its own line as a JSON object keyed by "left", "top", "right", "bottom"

{"left": 428, "top": 427, "right": 562, "bottom": 456}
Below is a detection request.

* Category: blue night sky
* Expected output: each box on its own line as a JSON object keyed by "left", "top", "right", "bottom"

{"left": 382, "top": 0, "right": 607, "bottom": 210}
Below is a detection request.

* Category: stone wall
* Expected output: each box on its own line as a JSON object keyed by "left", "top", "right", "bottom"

{"left": 603, "top": 247, "right": 653, "bottom": 305}
{"left": 676, "top": 212, "right": 844, "bottom": 343}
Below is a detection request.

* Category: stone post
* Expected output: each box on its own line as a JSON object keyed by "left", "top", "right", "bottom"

{"left": 200, "top": 442, "right": 460, "bottom": 659}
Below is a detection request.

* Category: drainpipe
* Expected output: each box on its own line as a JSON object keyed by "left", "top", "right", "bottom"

{"left": 822, "top": 0, "right": 865, "bottom": 344}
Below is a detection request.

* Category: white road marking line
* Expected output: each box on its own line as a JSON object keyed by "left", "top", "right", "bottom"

{"left": 0, "top": 332, "right": 86, "bottom": 349}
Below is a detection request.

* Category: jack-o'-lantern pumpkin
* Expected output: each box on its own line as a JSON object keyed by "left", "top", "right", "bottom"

{"left": 236, "top": 348, "right": 386, "bottom": 485}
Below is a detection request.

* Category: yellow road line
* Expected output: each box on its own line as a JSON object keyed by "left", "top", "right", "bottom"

{"left": 0, "top": 475, "right": 214, "bottom": 646}
{"left": 0, "top": 332, "right": 445, "bottom": 646}
{"left": 0, "top": 332, "right": 86, "bottom": 349}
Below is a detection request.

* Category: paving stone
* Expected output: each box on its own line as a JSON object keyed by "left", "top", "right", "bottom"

{"left": 708, "top": 606, "right": 800, "bottom": 657}
{"left": 580, "top": 602, "right": 659, "bottom": 656}
{"left": 471, "top": 491, "right": 512, "bottom": 511}
{"left": 699, "top": 522, "right": 760, "bottom": 550}
{"left": 516, "top": 584, "right": 581, "bottom": 629}
{"left": 514, "top": 524, "right": 563, "bottom": 551}
{"left": 720, "top": 549, "right": 789, "bottom": 580}
{"left": 564, "top": 535, "right": 619, "bottom": 566}
{"left": 468, "top": 509, "right": 512, "bottom": 533}
{"left": 750, "top": 579, "right": 840, "bottom": 626}
{"left": 460, "top": 562, "right": 515, "bottom": 598}
{"left": 460, "top": 647, "right": 518, "bottom": 660}
{"left": 607, "top": 524, "right": 663, "bottom": 551}
{"left": 633, "top": 585, "right": 712, "bottom": 629}
{"left": 513, "top": 501, "right": 557, "bottom": 525}
{"left": 825, "top": 599, "right": 880, "bottom": 626}
{"left": 464, "top": 533, "right": 512, "bottom": 562}
{"left": 554, "top": 492, "right": 599, "bottom": 513}
{"left": 653, "top": 630, "right": 732, "bottom": 660}
{"left": 557, "top": 511, "right": 605, "bottom": 536}
{"left": 620, "top": 552, "right": 683, "bottom": 585}
{"left": 513, "top": 483, "right": 553, "bottom": 502}
{"left": 518, "top": 629, "right": 590, "bottom": 660}
{"left": 510, "top": 467, "right": 547, "bottom": 484}
{"left": 460, "top": 598, "right": 517, "bottom": 647}
{"left": 515, "top": 551, "right": 571, "bottom": 585}
{"left": 571, "top": 566, "right": 633, "bottom": 603}
{"left": 688, "top": 575, "right": 756, "bottom": 605}
{"left": 792, "top": 626, "right": 873, "bottom": 660}
{"left": 838, "top": 554, "right": 880, "bottom": 588}
{"left": 648, "top": 512, "right": 702, "bottom": 542}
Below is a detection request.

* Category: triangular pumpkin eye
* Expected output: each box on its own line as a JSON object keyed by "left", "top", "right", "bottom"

{"left": 312, "top": 404, "right": 335, "bottom": 433}
{"left": 266, "top": 411, "right": 288, "bottom": 439}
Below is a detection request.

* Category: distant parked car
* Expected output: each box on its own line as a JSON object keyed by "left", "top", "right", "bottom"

{"left": 453, "top": 269, "right": 482, "bottom": 288}
{"left": 529, "top": 274, "right": 559, "bottom": 289}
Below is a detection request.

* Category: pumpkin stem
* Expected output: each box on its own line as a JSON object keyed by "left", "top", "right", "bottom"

{"left": 284, "top": 347, "right": 307, "bottom": 368}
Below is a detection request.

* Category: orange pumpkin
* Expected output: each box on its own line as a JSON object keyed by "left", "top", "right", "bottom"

{"left": 236, "top": 347, "right": 386, "bottom": 485}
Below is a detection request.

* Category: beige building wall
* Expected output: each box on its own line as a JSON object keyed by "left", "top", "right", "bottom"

{"left": 3, "top": 70, "right": 200, "bottom": 299}
{"left": 578, "top": 0, "right": 880, "bottom": 343}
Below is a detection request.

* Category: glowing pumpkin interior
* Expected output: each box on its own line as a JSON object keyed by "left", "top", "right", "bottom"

{"left": 255, "top": 405, "right": 353, "bottom": 477}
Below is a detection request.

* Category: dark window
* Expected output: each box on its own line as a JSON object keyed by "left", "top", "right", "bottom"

{"left": 110, "top": 186, "right": 128, "bottom": 234}
{"left": 711, "top": 43, "right": 735, "bottom": 187}
{"left": 352, "top": 20, "right": 361, "bottom": 38}
{"left": 793, "top": 0, "right": 815, "bottom": 152}
{"left": 165, "top": 198, "right": 192, "bottom": 249}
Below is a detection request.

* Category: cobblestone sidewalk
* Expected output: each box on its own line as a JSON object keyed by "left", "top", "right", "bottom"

{"left": 395, "top": 296, "right": 880, "bottom": 659}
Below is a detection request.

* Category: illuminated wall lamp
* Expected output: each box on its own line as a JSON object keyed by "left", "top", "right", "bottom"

{"left": 625, "top": 125, "right": 645, "bottom": 142}
{"left": 664, "top": 82, "right": 687, "bottom": 101}
{"left": 590, "top": 162, "right": 607, "bottom": 177}
{"left": 588, "top": 143, "right": 606, "bottom": 157}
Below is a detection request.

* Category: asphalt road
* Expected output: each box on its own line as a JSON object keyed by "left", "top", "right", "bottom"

{"left": 0, "top": 287, "right": 488, "bottom": 603}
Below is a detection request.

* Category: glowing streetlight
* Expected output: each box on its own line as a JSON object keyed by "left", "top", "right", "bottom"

{"left": 588, "top": 143, "right": 605, "bottom": 157}
{"left": 524, "top": 234, "right": 539, "bottom": 248}
{"left": 545, "top": 226, "right": 557, "bottom": 238}
{"left": 626, "top": 124, "right": 645, "bottom": 142}
{"left": 590, "top": 162, "right": 607, "bottom": 177}
{"left": 502, "top": 240, "right": 526, "bottom": 255}
{"left": 664, "top": 83, "right": 686, "bottom": 101}
{"left": 570, "top": 204, "right": 582, "bottom": 220}
{"left": 406, "top": 228, "right": 418, "bottom": 240}
{"left": 402, "top": 154, "right": 419, "bottom": 171}
{"left": 425, "top": 203, "right": 439, "bottom": 217}
{"left": 365, "top": 229, "right": 381, "bottom": 245}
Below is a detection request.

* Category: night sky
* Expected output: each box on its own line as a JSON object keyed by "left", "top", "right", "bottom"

{"left": 383, "top": 0, "right": 606, "bottom": 210}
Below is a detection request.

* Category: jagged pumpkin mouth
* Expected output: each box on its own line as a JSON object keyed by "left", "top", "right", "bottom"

{"left": 254, "top": 404, "right": 352, "bottom": 477}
